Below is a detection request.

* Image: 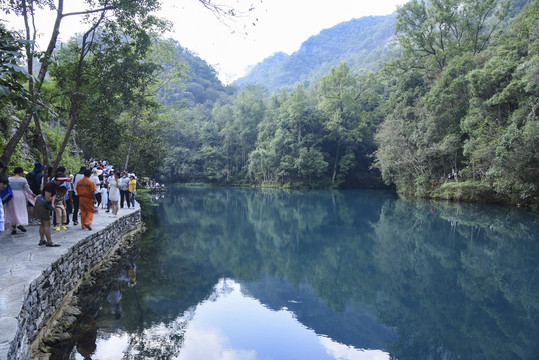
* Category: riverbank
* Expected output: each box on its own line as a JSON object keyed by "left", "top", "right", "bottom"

{"left": 173, "top": 180, "right": 538, "bottom": 210}
{"left": 417, "top": 180, "right": 538, "bottom": 210}
{"left": 0, "top": 204, "right": 141, "bottom": 360}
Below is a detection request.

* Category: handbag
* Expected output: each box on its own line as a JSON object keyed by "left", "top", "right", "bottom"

{"left": 36, "top": 194, "right": 54, "bottom": 211}
{"left": 1, "top": 185, "right": 13, "bottom": 205}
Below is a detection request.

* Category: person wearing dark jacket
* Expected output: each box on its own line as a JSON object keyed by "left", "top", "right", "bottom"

{"left": 26, "top": 162, "right": 43, "bottom": 223}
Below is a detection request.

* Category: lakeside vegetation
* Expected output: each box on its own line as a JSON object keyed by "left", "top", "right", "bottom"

{"left": 1, "top": 0, "right": 538, "bottom": 208}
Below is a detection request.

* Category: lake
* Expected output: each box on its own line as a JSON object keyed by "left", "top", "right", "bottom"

{"left": 71, "top": 186, "right": 539, "bottom": 360}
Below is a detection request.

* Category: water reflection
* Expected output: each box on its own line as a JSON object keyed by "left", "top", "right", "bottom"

{"left": 86, "top": 279, "right": 390, "bottom": 360}
{"left": 75, "top": 187, "right": 539, "bottom": 359}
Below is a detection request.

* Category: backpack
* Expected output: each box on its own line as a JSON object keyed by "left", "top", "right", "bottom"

{"left": 26, "top": 172, "right": 41, "bottom": 195}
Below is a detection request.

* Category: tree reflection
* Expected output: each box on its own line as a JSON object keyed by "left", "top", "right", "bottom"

{"left": 371, "top": 199, "right": 539, "bottom": 360}
{"left": 91, "top": 187, "right": 538, "bottom": 359}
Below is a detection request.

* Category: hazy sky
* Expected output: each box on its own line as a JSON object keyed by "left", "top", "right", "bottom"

{"left": 1, "top": 0, "right": 409, "bottom": 83}
{"left": 162, "top": 0, "right": 409, "bottom": 83}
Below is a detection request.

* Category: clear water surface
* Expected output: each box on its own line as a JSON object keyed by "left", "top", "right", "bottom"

{"left": 74, "top": 186, "right": 539, "bottom": 360}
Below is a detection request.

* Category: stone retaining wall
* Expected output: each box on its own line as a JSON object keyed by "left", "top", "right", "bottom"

{"left": 8, "top": 210, "right": 141, "bottom": 360}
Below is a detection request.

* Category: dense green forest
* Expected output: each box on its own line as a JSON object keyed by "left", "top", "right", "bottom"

{"left": 1, "top": 0, "right": 538, "bottom": 207}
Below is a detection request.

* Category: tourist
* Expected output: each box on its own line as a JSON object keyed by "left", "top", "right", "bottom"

{"left": 25, "top": 161, "right": 43, "bottom": 223}
{"left": 44, "top": 166, "right": 54, "bottom": 186}
{"left": 72, "top": 166, "right": 87, "bottom": 226}
{"left": 5, "top": 167, "right": 36, "bottom": 235}
{"left": 102, "top": 172, "right": 111, "bottom": 212}
{"left": 0, "top": 174, "right": 10, "bottom": 233}
{"left": 53, "top": 186, "right": 68, "bottom": 232}
{"left": 90, "top": 169, "right": 101, "bottom": 212}
{"left": 75, "top": 169, "right": 96, "bottom": 231}
{"left": 108, "top": 171, "right": 121, "bottom": 217}
{"left": 119, "top": 171, "right": 130, "bottom": 209}
{"left": 100, "top": 183, "right": 108, "bottom": 209}
{"left": 0, "top": 160, "right": 5, "bottom": 232}
{"left": 35, "top": 172, "right": 68, "bottom": 247}
{"left": 128, "top": 174, "right": 137, "bottom": 208}
{"left": 97, "top": 166, "right": 104, "bottom": 183}
{"left": 57, "top": 166, "right": 73, "bottom": 225}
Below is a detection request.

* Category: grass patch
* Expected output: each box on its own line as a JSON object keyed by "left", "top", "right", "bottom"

{"left": 431, "top": 180, "right": 503, "bottom": 204}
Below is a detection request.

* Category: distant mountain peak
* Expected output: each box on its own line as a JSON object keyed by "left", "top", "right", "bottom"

{"left": 233, "top": 14, "right": 398, "bottom": 92}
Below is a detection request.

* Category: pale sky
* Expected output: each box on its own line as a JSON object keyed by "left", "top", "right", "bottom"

{"left": 1, "top": 0, "right": 409, "bottom": 84}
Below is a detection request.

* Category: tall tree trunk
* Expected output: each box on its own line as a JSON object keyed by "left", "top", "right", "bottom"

{"left": 25, "top": 0, "right": 50, "bottom": 180}
{"left": 0, "top": 0, "right": 64, "bottom": 170}
{"left": 124, "top": 134, "right": 134, "bottom": 171}
{"left": 331, "top": 137, "right": 341, "bottom": 183}
{"left": 52, "top": 11, "right": 105, "bottom": 173}
{"left": 0, "top": 113, "right": 34, "bottom": 173}
{"left": 124, "top": 106, "right": 140, "bottom": 171}
{"left": 34, "top": 115, "right": 51, "bottom": 182}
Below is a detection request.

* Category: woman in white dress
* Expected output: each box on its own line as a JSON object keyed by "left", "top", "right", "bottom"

{"left": 108, "top": 171, "right": 121, "bottom": 217}
{"left": 5, "top": 167, "right": 36, "bottom": 234}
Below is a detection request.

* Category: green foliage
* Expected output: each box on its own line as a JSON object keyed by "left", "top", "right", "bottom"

{"left": 3, "top": 0, "right": 536, "bottom": 206}
{"left": 157, "top": 63, "right": 385, "bottom": 189}
{"left": 431, "top": 180, "right": 501, "bottom": 203}
{"left": 0, "top": 25, "right": 42, "bottom": 116}
{"left": 49, "top": 16, "right": 175, "bottom": 175}
{"left": 157, "top": 43, "right": 234, "bottom": 108}
{"left": 374, "top": 0, "right": 539, "bottom": 206}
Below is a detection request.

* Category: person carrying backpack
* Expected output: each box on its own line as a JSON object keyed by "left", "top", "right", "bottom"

{"left": 26, "top": 162, "right": 44, "bottom": 195}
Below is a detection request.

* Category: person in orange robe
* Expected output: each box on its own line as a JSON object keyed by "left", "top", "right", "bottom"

{"left": 75, "top": 169, "right": 96, "bottom": 230}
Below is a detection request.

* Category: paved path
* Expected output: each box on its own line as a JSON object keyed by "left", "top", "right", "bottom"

{"left": 0, "top": 204, "right": 139, "bottom": 359}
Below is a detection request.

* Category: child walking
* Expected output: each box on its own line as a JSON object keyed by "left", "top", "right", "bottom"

{"left": 54, "top": 186, "right": 68, "bottom": 231}
{"left": 100, "top": 183, "right": 108, "bottom": 209}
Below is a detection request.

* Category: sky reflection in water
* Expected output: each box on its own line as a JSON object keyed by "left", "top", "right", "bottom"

{"left": 84, "top": 279, "right": 388, "bottom": 360}
{"left": 73, "top": 187, "right": 539, "bottom": 360}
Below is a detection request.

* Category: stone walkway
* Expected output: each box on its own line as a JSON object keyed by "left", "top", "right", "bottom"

{"left": 0, "top": 204, "right": 139, "bottom": 360}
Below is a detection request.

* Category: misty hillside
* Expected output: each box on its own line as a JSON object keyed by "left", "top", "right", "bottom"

{"left": 233, "top": 14, "right": 399, "bottom": 92}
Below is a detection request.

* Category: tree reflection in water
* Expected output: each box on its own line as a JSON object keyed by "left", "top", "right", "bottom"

{"left": 70, "top": 187, "right": 538, "bottom": 360}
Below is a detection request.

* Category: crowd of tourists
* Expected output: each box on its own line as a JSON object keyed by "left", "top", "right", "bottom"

{"left": 0, "top": 159, "right": 139, "bottom": 247}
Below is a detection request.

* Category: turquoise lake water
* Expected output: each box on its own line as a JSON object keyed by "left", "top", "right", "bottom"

{"left": 73, "top": 186, "right": 539, "bottom": 359}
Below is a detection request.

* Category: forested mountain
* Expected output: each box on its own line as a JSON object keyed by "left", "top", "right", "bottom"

{"left": 1, "top": 0, "right": 537, "bottom": 207}
{"left": 233, "top": 15, "right": 399, "bottom": 92}
{"left": 156, "top": 43, "right": 236, "bottom": 108}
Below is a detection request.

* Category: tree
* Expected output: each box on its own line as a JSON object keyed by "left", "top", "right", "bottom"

{"left": 317, "top": 63, "right": 366, "bottom": 184}
{"left": 0, "top": 25, "right": 39, "bottom": 122}
{"left": 233, "top": 86, "right": 267, "bottom": 169}
{"left": 1, "top": 0, "right": 258, "bottom": 172}
{"left": 296, "top": 146, "right": 328, "bottom": 184}
{"left": 122, "top": 38, "right": 185, "bottom": 171}
{"left": 0, "top": 0, "right": 162, "bottom": 173}
{"left": 375, "top": 0, "right": 518, "bottom": 197}
{"left": 392, "top": 0, "right": 509, "bottom": 77}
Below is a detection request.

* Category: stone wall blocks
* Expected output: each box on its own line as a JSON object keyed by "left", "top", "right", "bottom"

{"left": 9, "top": 212, "right": 141, "bottom": 360}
